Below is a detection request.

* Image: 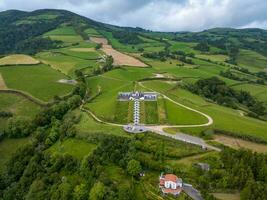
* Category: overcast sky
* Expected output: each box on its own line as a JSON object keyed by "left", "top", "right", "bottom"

{"left": 0, "top": 0, "right": 267, "bottom": 32}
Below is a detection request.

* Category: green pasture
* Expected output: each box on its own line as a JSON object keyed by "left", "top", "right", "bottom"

{"left": 85, "top": 75, "right": 133, "bottom": 122}
{"left": 100, "top": 31, "right": 165, "bottom": 53}
{"left": 47, "top": 138, "right": 97, "bottom": 160}
{"left": 85, "top": 28, "right": 101, "bottom": 36}
{"left": 0, "top": 64, "right": 73, "bottom": 102}
{"left": 0, "top": 93, "right": 41, "bottom": 118}
{"left": 142, "top": 80, "right": 267, "bottom": 141}
{"left": 232, "top": 83, "right": 267, "bottom": 102}
{"left": 37, "top": 51, "right": 98, "bottom": 76}
{"left": 76, "top": 112, "right": 127, "bottom": 137}
{"left": 196, "top": 54, "right": 229, "bottom": 62}
{"left": 168, "top": 41, "right": 199, "bottom": 54}
{"left": 144, "top": 101, "right": 158, "bottom": 124}
{"left": 44, "top": 26, "right": 77, "bottom": 36}
{"left": 237, "top": 49, "right": 267, "bottom": 72}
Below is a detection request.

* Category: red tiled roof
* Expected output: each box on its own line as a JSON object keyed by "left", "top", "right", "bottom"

{"left": 162, "top": 187, "right": 182, "bottom": 194}
{"left": 160, "top": 179, "right": 165, "bottom": 186}
{"left": 164, "top": 174, "right": 178, "bottom": 182}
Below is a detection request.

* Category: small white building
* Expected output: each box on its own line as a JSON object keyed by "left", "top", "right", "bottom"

{"left": 159, "top": 173, "right": 183, "bottom": 195}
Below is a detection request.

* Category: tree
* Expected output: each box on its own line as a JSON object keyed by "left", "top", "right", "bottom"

{"left": 127, "top": 159, "right": 142, "bottom": 177}
{"left": 73, "top": 184, "right": 88, "bottom": 200}
{"left": 89, "top": 182, "right": 105, "bottom": 200}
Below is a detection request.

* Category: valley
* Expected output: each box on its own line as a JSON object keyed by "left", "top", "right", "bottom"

{"left": 0, "top": 9, "right": 267, "bottom": 200}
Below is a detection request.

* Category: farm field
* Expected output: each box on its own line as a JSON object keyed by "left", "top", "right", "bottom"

{"left": 231, "top": 83, "right": 267, "bottom": 102}
{"left": 237, "top": 49, "right": 267, "bottom": 72}
{"left": 0, "top": 54, "right": 40, "bottom": 66}
{"left": 0, "top": 64, "right": 73, "bottom": 101}
{"left": 90, "top": 37, "right": 148, "bottom": 67}
{"left": 0, "top": 93, "right": 41, "bottom": 118}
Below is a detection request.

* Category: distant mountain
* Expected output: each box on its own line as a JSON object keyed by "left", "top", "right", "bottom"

{"left": 0, "top": 9, "right": 267, "bottom": 56}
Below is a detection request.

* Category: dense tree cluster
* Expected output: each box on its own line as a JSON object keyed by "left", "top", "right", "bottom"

{"left": 0, "top": 20, "right": 63, "bottom": 55}
{"left": 93, "top": 55, "right": 114, "bottom": 75}
{"left": 142, "top": 50, "right": 194, "bottom": 64}
{"left": 184, "top": 77, "right": 266, "bottom": 118}
{"left": 194, "top": 42, "right": 210, "bottom": 52}
{"left": 197, "top": 149, "right": 267, "bottom": 200}
{"left": 175, "top": 28, "right": 267, "bottom": 56}
{"left": 0, "top": 111, "right": 13, "bottom": 118}
{"left": 112, "top": 31, "right": 142, "bottom": 44}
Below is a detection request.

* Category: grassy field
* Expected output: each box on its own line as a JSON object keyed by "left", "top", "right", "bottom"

{"left": 144, "top": 101, "right": 158, "bottom": 124}
{"left": 0, "top": 64, "right": 73, "bottom": 101}
{"left": 37, "top": 44, "right": 100, "bottom": 76}
{"left": 76, "top": 112, "right": 127, "bottom": 137}
{"left": 47, "top": 138, "right": 97, "bottom": 160}
{"left": 0, "top": 54, "right": 40, "bottom": 66}
{"left": 114, "top": 101, "right": 130, "bottom": 124}
{"left": 142, "top": 80, "right": 267, "bottom": 141}
{"left": 100, "top": 30, "right": 165, "bottom": 53}
{"left": 44, "top": 26, "right": 83, "bottom": 44}
{"left": 0, "top": 93, "right": 41, "bottom": 118}
{"left": 231, "top": 83, "right": 267, "bottom": 102}
{"left": 237, "top": 49, "right": 267, "bottom": 72}
{"left": 0, "top": 137, "right": 31, "bottom": 172}
{"left": 165, "top": 99, "right": 208, "bottom": 125}
{"left": 196, "top": 54, "right": 229, "bottom": 62}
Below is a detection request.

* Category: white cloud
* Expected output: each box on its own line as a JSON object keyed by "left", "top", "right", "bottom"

{"left": 0, "top": 0, "right": 267, "bottom": 31}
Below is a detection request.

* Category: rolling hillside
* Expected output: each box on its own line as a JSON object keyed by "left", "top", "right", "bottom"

{"left": 0, "top": 9, "right": 267, "bottom": 200}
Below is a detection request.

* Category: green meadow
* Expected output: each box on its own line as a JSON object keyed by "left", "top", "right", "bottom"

{"left": 0, "top": 64, "right": 73, "bottom": 101}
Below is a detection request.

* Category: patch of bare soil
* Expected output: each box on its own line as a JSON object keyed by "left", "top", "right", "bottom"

{"left": 90, "top": 37, "right": 108, "bottom": 45}
{"left": 213, "top": 135, "right": 267, "bottom": 153}
{"left": 0, "top": 73, "right": 7, "bottom": 90}
{"left": 90, "top": 37, "right": 147, "bottom": 67}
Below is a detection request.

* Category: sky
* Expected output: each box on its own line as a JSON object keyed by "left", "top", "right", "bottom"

{"left": 0, "top": 0, "right": 267, "bottom": 32}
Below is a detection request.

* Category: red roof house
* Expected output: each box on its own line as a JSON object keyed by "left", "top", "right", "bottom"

{"left": 159, "top": 173, "right": 183, "bottom": 195}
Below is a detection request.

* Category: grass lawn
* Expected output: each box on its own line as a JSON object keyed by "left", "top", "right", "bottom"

{"left": 165, "top": 99, "right": 208, "bottom": 125}
{"left": 144, "top": 101, "right": 158, "bottom": 124}
{"left": 85, "top": 75, "right": 133, "bottom": 122}
{"left": 47, "top": 138, "right": 97, "bottom": 160}
{"left": 0, "top": 137, "right": 31, "bottom": 172}
{"left": 0, "top": 64, "right": 73, "bottom": 102}
{"left": 114, "top": 101, "right": 130, "bottom": 124}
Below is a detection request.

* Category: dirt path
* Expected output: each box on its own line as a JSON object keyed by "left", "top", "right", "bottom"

{"left": 0, "top": 73, "right": 7, "bottom": 90}
{"left": 90, "top": 37, "right": 147, "bottom": 67}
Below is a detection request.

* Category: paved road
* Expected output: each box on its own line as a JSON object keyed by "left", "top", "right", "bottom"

{"left": 146, "top": 127, "right": 221, "bottom": 151}
{"left": 183, "top": 184, "right": 204, "bottom": 200}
